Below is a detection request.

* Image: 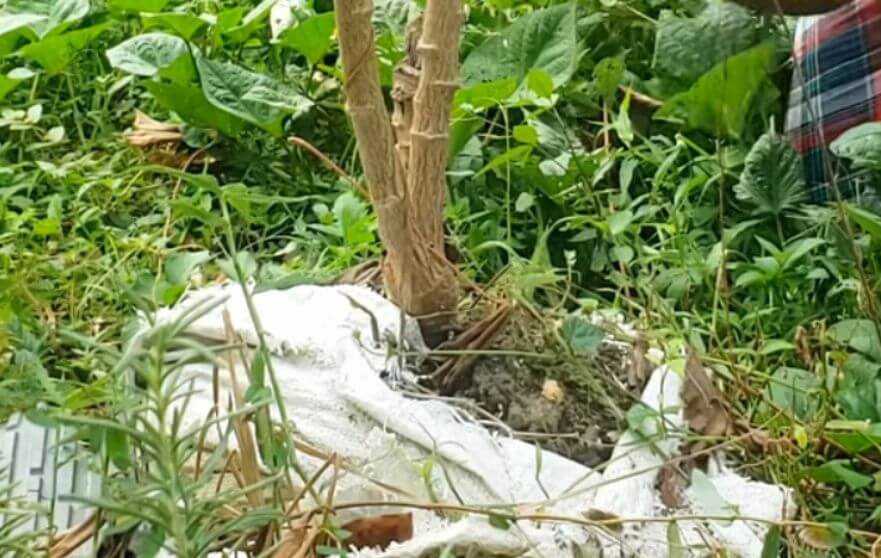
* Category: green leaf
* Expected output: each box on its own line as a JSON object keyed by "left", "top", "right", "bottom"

{"left": 829, "top": 320, "right": 881, "bottom": 362}
{"left": 475, "top": 145, "right": 532, "bottom": 177}
{"left": 845, "top": 203, "right": 881, "bottom": 243}
{"left": 626, "top": 402, "right": 661, "bottom": 436}
{"left": 196, "top": 56, "right": 313, "bottom": 136}
{"left": 279, "top": 12, "right": 335, "bottom": 65}
{"left": 106, "top": 33, "right": 192, "bottom": 84}
{"left": 131, "top": 524, "right": 165, "bottom": 558}
{"left": 6, "top": 0, "right": 89, "bottom": 38}
{"left": 0, "top": 14, "right": 43, "bottom": 51}
{"left": 836, "top": 353, "right": 881, "bottom": 421}
{"left": 761, "top": 526, "right": 781, "bottom": 558}
{"left": 20, "top": 23, "right": 110, "bottom": 75}
{"left": 734, "top": 131, "right": 806, "bottom": 216}
{"left": 667, "top": 522, "right": 685, "bottom": 558}
{"left": 108, "top": 0, "right": 171, "bottom": 13}
{"left": 594, "top": 57, "right": 625, "bottom": 102}
{"left": 562, "top": 316, "right": 605, "bottom": 355}
{"left": 515, "top": 192, "right": 535, "bottom": 212}
{"left": 144, "top": 81, "right": 246, "bottom": 136}
{"left": 454, "top": 79, "right": 517, "bottom": 110}
{"left": 488, "top": 513, "right": 513, "bottom": 530}
{"left": 164, "top": 251, "right": 210, "bottom": 285}
{"left": 462, "top": 3, "right": 577, "bottom": 92}
{"left": 767, "top": 367, "right": 820, "bottom": 420}
{"left": 104, "top": 427, "right": 131, "bottom": 470}
{"left": 513, "top": 125, "right": 538, "bottom": 145}
{"left": 141, "top": 13, "right": 209, "bottom": 40}
{"left": 652, "top": 1, "right": 757, "bottom": 86}
{"left": 527, "top": 68, "right": 554, "bottom": 99}
{"left": 33, "top": 218, "right": 60, "bottom": 236}
{"left": 218, "top": 251, "right": 259, "bottom": 282}
{"left": 810, "top": 460, "right": 872, "bottom": 489}
{"left": 830, "top": 122, "right": 881, "bottom": 169}
{"left": 0, "top": 67, "right": 35, "bottom": 102}
{"left": 220, "top": 0, "right": 276, "bottom": 44}
{"left": 656, "top": 42, "right": 776, "bottom": 139}
{"left": 607, "top": 209, "right": 634, "bottom": 235}
{"left": 332, "top": 191, "right": 373, "bottom": 246}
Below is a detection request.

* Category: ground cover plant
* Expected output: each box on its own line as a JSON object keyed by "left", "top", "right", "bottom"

{"left": 3, "top": 0, "right": 881, "bottom": 555}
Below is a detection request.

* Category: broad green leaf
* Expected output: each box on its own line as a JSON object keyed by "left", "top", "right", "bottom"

{"left": 218, "top": 251, "right": 258, "bottom": 282}
{"left": 810, "top": 460, "right": 872, "bottom": 489}
{"left": 104, "top": 427, "right": 131, "bottom": 470}
{"left": 454, "top": 78, "right": 517, "bottom": 110}
{"left": 845, "top": 203, "right": 881, "bottom": 242}
{"left": 824, "top": 421, "right": 881, "bottom": 454}
{"left": 475, "top": 145, "right": 532, "bottom": 177}
{"left": 527, "top": 68, "right": 554, "bottom": 99}
{"left": 767, "top": 367, "right": 820, "bottom": 420}
{"left": 734, "top": 131, "right": 806, "bottom": 216}
{"left": 761, "top": 526, "right": 781, "bottom": 558}
{"left": 108, "top": 0, "right": 171, "bottom": 13}
{"left": 144, "top": 80, "right": 247, "bottom": 136}
{"left": 142, "top": 13, "right": 209, "bottom": 40}
{"left": 656, "top": 42, "right": 776, "bottom": 139}
{"left": 462, "top": 3, "right": 577, "bottom": 91}
{"left": 332, "top": 191, "right": 373, "bottom": 246}
{"left": 562, "top": 316, "right": 605, "bottom": 355}
{"left": 829, "top": 320, "right": 881, "bottom": 362}
{"left": 0, "top": 14, "right": 43, "bottom": 50}
{"left": 6, "top": 0, "right": 89, "bottom": 38}
{"left": 196, "top": 56, "right": 313, "bottom": 135}
{"left": 279, "top": 12, "right": 335, "bottom": 65}
{"left": 830, "top": 122, "right": 881, "bottom": 169}
{"left": 607, "top": 209, "right": 634, "bottom": 235}
{"left": 0, "top": 67, "right": 35, "bottom": 102}
{"left": 221, "top": 0, "right": 276, "bottom": 44}
{"left": 836, "top": 353, "right": 881, "bottom": 421}
{"left": 652, "top": 1, "right": 757, "bottom": 86}
{"left": 515, "top": 192, "right": 535, "bottom": 212}
{"left": 106, "top": 33, "right": 192, "bottom": 84}
{"left": 130, "top": 524, "right": 165, "bottom": 558}
{"left": 164, "top": 251, "right": 210, "bottom": 285}
{"left": 513, "top": 125, "right": 538, "bottom": 145}
{"left": 20, "top": 24, "right": 110, "bottom": 75}
{"left": 594, "top": 57, "right": 625, "bottom": 102}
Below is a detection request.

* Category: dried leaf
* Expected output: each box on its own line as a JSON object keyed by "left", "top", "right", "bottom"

{"left": 628, "top": 337, "right": 652, "bottom": 387}
{"left": 795, "top": 325, "right": 814, "bottom": 366}
{"left": 681, "top": 351, "right": 733, "bottom": 438}
{"left": 340, "top": 513, "right": 413, "bottom": 550}
{"left": 124, "top": 110, "right": 182, "bottom": 147}
{"left": 656, "top": 463, "right": 687, "bottom": 508}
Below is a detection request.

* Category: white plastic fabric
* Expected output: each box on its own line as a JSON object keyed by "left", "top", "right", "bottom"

{"left": 155, "top": 282, "right": 795, "bottom": 557}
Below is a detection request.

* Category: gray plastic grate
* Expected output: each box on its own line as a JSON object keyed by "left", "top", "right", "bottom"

{"left": 1, "top": 414, "right": 101, "bottom": 557}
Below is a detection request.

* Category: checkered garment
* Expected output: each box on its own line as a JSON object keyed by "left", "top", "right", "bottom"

{"left": 785, "top": 0, "right": 881, "bottom": 203}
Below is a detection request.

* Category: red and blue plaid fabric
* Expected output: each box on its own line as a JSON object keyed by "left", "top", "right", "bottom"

{"left": 785, "top": 0, "right": 881, "bottom": 203}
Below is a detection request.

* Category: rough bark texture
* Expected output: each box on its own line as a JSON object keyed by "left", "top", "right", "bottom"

{"left": 335, "top": 0, "right": 460, "bottom": 339}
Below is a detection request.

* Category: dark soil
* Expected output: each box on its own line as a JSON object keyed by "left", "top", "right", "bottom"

{"left": 449, "top": 309, "right": 650, "bottom": 468}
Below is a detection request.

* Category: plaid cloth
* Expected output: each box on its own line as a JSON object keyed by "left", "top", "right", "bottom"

{"left": 785, "top": 0, "right": 881, "bottom": 203}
